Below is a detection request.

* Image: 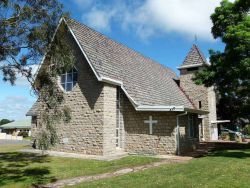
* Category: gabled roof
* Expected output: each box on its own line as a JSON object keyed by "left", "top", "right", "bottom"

{"left": 0, "top": 119, "right": 31, "bottom": 129}
{"left": 65, "top": 18, "right": 194, "bottom": 109}
{"left": 178, "top": 44, "right": 209, "bottom": 69}
{"left": 26, "top": 101, "right": 40, "bottom": 116}
{"left": 27, "top": 18, "right": 207, "bottom": 115}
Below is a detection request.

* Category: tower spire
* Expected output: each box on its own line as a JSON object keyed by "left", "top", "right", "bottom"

{"left": 194, "top": 34, "right": 198, "bottom": 45}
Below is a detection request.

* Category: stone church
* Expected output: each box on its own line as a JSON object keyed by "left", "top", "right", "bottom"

{"left": 27, "top": 18, "right": 217, "bottom": 156}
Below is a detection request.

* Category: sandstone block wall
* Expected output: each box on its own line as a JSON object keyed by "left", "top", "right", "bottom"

{"left": 103, "top": 83, "right": 117, "bottom": 155}
{"left": 120, "top": 91, "right": 177, "bottom": 155}
{"left": 180, "top": 70, "right": 211, "bottom": 141}
{"left": 31, "top": 31, "right": 109, "bottom": 155}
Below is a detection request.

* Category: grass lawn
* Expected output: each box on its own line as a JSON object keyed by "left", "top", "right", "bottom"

{"left": 71, "top": 149, "right": 250, "bottom": 188}
{"left": 0, "top": 144, "right": 159, "bottom": 188}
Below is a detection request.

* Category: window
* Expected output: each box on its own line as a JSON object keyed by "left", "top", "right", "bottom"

{"left": 188, "top": 114, "right": 199, "bottom": 138}
{"left": 199, "top": 101, "right": 202, "bottom": 109}
{"left": 60, "top": 68, "right": 77, "bottom": 92}
{"left": 187, "top": 67, "right": 198, "bottom": 72}
{"left": 188, "top": 115, "right": 194, "bottom": 137}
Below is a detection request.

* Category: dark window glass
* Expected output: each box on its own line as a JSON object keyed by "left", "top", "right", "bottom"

{"left": 199, "top": 101, "right": 202, "bottom": 109}
{"left": 66, "top": 83, "right": 72, "bottom": 91}
{"left": 73, "top": 73, "right": 77, "bottom": 82}
{"left": 187, "top": 67, "right": 199, "bottom": 71}
{"left": 61, "top": 74, "right": 66, "bottom": 83}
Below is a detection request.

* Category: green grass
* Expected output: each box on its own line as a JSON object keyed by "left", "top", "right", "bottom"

{"left": 71, "top": 149, "right": 250, "bottom": 188}
{"left": 0, "top": 144, "right": 159, "bottom": 188}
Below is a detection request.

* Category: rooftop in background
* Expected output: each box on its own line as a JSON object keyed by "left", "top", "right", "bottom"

{"left": 0, "top": 119, "right": 31, "bottom": 129}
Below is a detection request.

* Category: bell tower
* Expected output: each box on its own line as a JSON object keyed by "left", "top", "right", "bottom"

{"left": 178, "top": 45, "right": 217, "bottom": 141}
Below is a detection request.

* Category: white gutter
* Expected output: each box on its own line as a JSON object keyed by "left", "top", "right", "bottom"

{"left": 211, "top": 120, "right": 230, "bottom": 124}
{"left": 176, "top": 111, "right": 187, "bottom": 156}
{"left": 136, "top": 105, "right": 184, "bottom": 112}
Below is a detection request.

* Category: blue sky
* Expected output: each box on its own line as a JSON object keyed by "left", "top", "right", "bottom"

{"left": 0, "top": 0, "right": 227, "bottom": 120}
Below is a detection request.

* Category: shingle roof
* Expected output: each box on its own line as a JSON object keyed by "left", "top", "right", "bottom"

{"left": 0, "top": 119, "right": 31, "bottom": 129}
{"left": 26, "top": 101, "right": 40, "bottom": 116}
{"left": 179, "top": 44, "right": 208, "bottom": 68}
{"left": 65, "top": 18, "right": 194, "bottom": 108}
{"left": 27, "top": 18, "right": 196, "bottom": 116}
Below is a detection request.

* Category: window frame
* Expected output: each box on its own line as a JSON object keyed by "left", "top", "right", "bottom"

{"left": 58, "top": 67, "right": 78, "bottom": 93}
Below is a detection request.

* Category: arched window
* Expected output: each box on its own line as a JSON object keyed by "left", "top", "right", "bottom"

{"left": 60, "top": 67, "right": 77, "bottom": 92}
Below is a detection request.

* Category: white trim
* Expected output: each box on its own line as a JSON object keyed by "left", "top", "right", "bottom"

{"left": 136, "top": 105, "right": 184, "bottom": 112}
{"left": 211, "top": 120, "right": 230, "bottom": 124}
{"left": 101, "top": 76, "right": 123, "bottom": 86}
{"left": 66, "top": 23, "right": 102, "bottom": 81}
{"left": 177, "top": 63, "right": 204, "bottom": 70}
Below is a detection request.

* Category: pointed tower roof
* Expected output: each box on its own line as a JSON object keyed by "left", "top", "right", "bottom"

{"left": 178, "top": 44, "right": 209, "bottom": 69}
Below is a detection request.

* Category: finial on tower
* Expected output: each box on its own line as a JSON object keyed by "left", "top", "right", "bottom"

{"left": 194, "top": 34, "right": 198, "bottom": 44}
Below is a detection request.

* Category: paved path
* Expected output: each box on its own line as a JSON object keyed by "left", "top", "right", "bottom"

{"left": 42, "top": 157, "right": 192, "bottom": 188}
{"left": 21, "top": 149, "right": 128, "bottom": 161}
{"left": 0, "top": 139, "right": 30, "bottom": 145}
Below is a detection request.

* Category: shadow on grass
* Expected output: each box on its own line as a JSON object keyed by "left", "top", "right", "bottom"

{"left": 207, "top": 149, "right": 250, "bottom": 159}
{"left": 0, "top": 152, "right": 56, "bottom": 187}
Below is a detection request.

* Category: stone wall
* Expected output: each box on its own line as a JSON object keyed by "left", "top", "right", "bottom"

{"left": 180, "top": 69, "right": 212, "bottom": 141}
{"left": 120, "top": 91, "right": 177, "bottom": 155}
{"left": 31, "top": 31, "right": 116, "bottom": 155}
{"left": 103, "top": 84, "right": 117, "bottom": 155}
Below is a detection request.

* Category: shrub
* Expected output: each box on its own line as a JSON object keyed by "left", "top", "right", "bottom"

{"left": 244, "top": 124, "right": 250, "bottom": 135}
{"left": 220, "top": 132, "right": 230, "bottom": 140}
{"left": 18, "top": 131, "right": 29, "bottom": 137}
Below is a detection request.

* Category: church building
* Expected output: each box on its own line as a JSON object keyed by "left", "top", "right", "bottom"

{"left": 27, "top": 18, "right": 217, "bottom": 156}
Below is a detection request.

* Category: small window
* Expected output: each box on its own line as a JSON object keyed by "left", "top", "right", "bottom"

{"left": 188, "top": 115, "right": 194, "bottom": 137}
{"left": 187, "top": 67, "right": 198, "bottom": 71}
{"left": 60, "top": 68, "right": 77, "bottom": 92}
{"left": 199, "top": 101, "right": 202, "bottom": 109}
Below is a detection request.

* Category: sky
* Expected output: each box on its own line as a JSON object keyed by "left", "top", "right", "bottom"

{"left": 0, "top": 0, "right": 229, "bottom": 121}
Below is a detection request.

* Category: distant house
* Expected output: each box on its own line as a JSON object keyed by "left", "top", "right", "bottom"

{"left": 0, "top": 119, "right": 31, "bottom": 137}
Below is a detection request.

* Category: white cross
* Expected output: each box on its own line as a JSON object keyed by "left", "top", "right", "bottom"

{"left": 144, "top": 116, "right": 158, "bottom": 135}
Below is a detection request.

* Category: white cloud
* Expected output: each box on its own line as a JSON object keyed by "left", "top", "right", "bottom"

{"left": 13, "top": 64, "right": 39, "bottom": 87}
{"left": 80, "top": 0, "right": 227, "bottom": 41}
{"left": 82, "top": 8, "right": 117, "bottom": 31}
{"left": 0, "top": 96, "right": 35, "bottom": 120}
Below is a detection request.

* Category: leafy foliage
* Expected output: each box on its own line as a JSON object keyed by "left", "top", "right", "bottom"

{"left": 0, "top": 1, "right": 75, "bottom": 150}
{"left": 0, "top": 119, "right": 13, "bottom": 125}
{"left": 194, "top": 0, "right": 250, "bottom": 121}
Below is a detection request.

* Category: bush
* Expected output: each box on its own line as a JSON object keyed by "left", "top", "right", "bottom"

{"left": 18, "top": 131, "right": 29, "bottom": 137}
{"left": 244, "top": 124, "right": 250, "bottom": 135}
{"left": 220, "top": 132, "right": 230, "bottom": 140}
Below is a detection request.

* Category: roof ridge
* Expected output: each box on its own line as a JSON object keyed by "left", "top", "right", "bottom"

{"left": 66, "top": 17, "right": 175, "bottom": 74}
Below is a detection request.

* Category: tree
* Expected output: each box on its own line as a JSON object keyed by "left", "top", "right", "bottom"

{"left": 0, "top": 0, "right": 74, "bottom": 150}
{"left": 0, "top": 119, "right": 13, "bottom": 125}
{"left": 194, "top": 0, "right": 250, "bottom": 122}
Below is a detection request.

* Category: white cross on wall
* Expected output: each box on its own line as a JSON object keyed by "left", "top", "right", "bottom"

{"left": 144, "top": 116, "right": 158, "bottom": 135}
